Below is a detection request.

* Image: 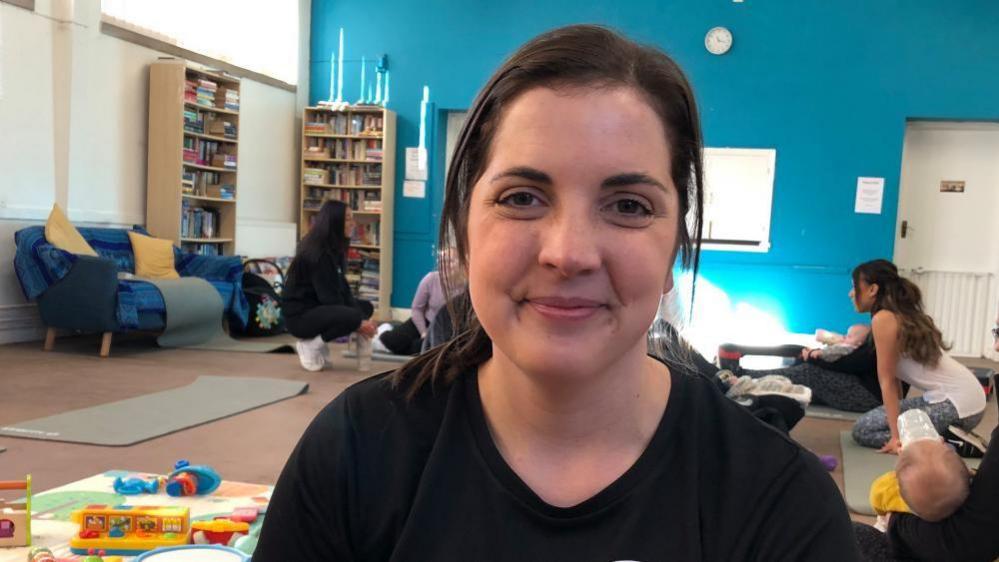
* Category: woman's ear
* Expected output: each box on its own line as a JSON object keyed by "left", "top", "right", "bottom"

{"left": 869, "top": 283, "right": 880, "bottom": 298}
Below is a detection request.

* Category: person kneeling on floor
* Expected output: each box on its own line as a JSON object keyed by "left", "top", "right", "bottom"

{"left": 282, "top": 200, "right": 376, "bottom": 371}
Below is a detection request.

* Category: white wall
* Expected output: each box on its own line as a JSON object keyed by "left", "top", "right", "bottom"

{"left": 0, "top": 0, "right": 307, "bottom": 342}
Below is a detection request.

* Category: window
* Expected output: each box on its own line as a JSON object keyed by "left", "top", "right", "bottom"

{"left": 701, "top": 147, "right": 776, "bottom": 252}
{"left": 100, "top": 0, "right": 298, "bottom": 86}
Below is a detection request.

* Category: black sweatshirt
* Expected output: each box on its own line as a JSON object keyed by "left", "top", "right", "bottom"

{"left": 254, "top": 359, "right": 861, "bottom": 562}
{"left": 888, "top": 424, "right": 999, "bottom": 562}
{"left": 281, "top": 251, "right": 357, "bottom": 318}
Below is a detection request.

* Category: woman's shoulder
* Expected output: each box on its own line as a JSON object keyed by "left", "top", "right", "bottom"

{"left": 306, "top": 369, "right": 452, "bottom": 450}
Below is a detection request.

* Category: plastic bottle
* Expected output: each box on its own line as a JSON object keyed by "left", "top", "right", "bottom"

{"left": 356, "top": 334, "right": 372, "bottom": 372}
{"left": 898, "top": 409, "right": 940, "bottom": 448}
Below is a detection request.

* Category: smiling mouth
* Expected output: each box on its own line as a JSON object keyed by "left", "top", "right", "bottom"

{"left": 524, "top": 297, "right": 605, "bottom": 321}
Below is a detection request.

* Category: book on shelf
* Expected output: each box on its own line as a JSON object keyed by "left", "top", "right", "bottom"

{"left": 216, "top": 86, "right": 240, "bottom": 111}
{"left": 212, "top": 154, "right": 238, "bottom": 169}
{"left": 194, "top": 78, "right": 218, "bottom": 107}
{"left": 303, "top": 167, "right": 330, "bottom": 185}
{"left": 208, "top": 119, "right": 238, "bottom": 139}
{"left": 183, "top": 137, "right": 235, "bottom": 167}
{"left": 181, "top": 243, "right": 222, "bottom": 256}
{"left": 304, "top": 121, "right": 328, "bottom": 134}
{"left": 181, "top": 200, "right": 221, "bottom": 239}
{"left": 304, "top": 145, "right": 331, "bottom": 158}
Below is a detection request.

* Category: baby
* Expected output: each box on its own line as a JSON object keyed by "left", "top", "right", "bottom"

{"left": 870, "top": 421, "right": 971, "bottom": 526}
{"left": 809, "top": 324, "right": 870, "bottom": 361}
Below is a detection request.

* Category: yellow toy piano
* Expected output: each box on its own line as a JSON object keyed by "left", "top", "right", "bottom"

{"left": 69, "top": 504, "right": 190, "bottom": 556}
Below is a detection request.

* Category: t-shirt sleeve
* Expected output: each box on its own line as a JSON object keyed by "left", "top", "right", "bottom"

{"left": 254, "top": 394, "right": 357, "bottom": 561}
{"left": 748, "top": 451, "right": 862, "bottom": 562}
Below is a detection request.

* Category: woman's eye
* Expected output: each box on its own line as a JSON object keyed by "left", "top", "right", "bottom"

{"left": 613, "top": 198, "right": 651, "bottom": 215}
{"left": 498, "top": 191, "right": 542, "bottom": 207}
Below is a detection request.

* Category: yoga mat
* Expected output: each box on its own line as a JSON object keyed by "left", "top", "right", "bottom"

{"left": 0, "top": 376, "right": 308, "bottom": 446}
{"left": 839, "top": 431, "right": 981, "bottom": 515}
{"left": 805, "top": 405, "right": 863, "bottom": 421}
{"left": 342, "top": 349, "right": 412, "bottom": 363}
{"left": 149, "top": 278, "right": 293, "bottom": 353}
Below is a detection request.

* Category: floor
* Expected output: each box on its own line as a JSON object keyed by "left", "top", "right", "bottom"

{"left": 1, "top": 333, "right": 995, "bottom": 526}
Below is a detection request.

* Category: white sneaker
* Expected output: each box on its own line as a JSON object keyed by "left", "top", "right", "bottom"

{"left": 295, "top": 337, "right": 324, "bottom": 372}
{"left": 371, "top": 335, "right": 390, "bottom": 354}
{"left": 315, "top": 335, "right": 331, "bottom": 366}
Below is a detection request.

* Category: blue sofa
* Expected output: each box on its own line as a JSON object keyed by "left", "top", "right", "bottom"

{"left": 13, "top": 225, "right": 248, "bottom": 356}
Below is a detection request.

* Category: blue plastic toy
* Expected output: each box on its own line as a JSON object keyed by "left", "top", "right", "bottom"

{"left": 112, "top": 476, "right": 161, "bottom": 495}
{"left": 165, "top": 460, "right": 222, "bottom": 497}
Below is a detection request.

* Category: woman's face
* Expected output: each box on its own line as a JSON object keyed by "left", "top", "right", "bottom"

{"left": 850, "top": 278, "right": 878, "bottom": 313}
{"left": 344, "top": 208, "right": 355, "bottom": 237}
{"left": 465, "top": 86, "right": 680, "bottom": 379}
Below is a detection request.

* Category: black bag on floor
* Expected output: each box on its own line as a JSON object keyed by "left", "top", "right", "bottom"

{"left": 231, "top": 259, "right": 287, "bottom": 337}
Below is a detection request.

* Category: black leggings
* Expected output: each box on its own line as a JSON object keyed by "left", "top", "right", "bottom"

{"left": 286, "top": 301, "right": 373, "bottom": 342}
{"left": 379, "top": 318, "right": 423, "bottom": 355}
{"left": 744, "top": 362, "right": 882, "bottom": 412}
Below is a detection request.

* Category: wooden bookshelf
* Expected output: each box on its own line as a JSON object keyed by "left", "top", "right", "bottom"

{"left": 147, "top": 59, "right": 240, "bottom": 256}
{"left": 300, "top": 106, "right": 397, "bottom": 320}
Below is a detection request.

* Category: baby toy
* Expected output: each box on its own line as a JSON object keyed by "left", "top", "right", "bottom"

{"left": 113, "top": 476, "right": 162, "bottom": 496}
{"left": 69, "top": 504, "right": 190, "bottom": 556}
{"left": 27, "top": 546, "right": 123, "bottom": 562}
{"left": 0, "top": 476, "right": 31, "bottom": 548}
{"left": 190, "top": 519, "right": 249, "bottom": 546}
{"left": 165, "top": 461, "right": 221, "bottom": 497}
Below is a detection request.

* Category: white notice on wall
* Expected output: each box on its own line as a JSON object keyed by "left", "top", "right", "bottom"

{"left": 405, "top": 147, "right": 428, "bottom": 181}
{"left": 854, "top": 177, "right": 884, "bottom": 214}
{"left": 403, "top": 180, "right": 426, "bottom": 199}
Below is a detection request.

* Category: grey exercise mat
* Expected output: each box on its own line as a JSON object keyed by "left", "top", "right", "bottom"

{"left": 0, "top": 376, "right": 308, "bottom": 446}
{"left": 149, "top": 278, "right": 293, "bottom": 352}
{"left": 342, "top": 349, "right": 412, "bottom": 363}
{"left": 805, "top": 405, "right": 863, "bottom": 421}
{"left": 839, "top": 431, "right": 981, "bottom": 515}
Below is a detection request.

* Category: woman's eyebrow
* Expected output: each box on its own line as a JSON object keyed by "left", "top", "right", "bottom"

{"left": 602, "top": 173, "right": 668, "bottom": 193}
{"left": 490, "top": 166, "right": 551, "bottom": 184}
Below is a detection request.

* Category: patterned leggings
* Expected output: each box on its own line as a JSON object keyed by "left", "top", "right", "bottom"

{"left": 852, "top": 397, "right": 985, "bottom": 449}
{"left": 745, "top": 362, "right": 882, "bottom": 412}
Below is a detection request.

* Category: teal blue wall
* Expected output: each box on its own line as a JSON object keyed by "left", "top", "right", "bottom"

{"left": 310, "top": 1, "right": 999, "bottom": 333}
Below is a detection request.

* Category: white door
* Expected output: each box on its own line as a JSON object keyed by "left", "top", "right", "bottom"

{"left": 894, "top": 121, "right": 999, "bottom": 358}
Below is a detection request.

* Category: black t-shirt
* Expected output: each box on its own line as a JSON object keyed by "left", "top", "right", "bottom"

{"left": 812, "top": 336, "right": 882, "bottom": 401}
{"left": 255, "top": 360, "right": 860, "bottom": 561}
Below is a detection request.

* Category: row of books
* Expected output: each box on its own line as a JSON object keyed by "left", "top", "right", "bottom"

{"left": 185, "top": 78, "right": 218, "bottom": 108}
{"left": 181, "top": 201, "right": 221, "bottom": 239}
{"left": 304, "top": 138, "right": 382, "bottom": 161}
{"left": 217, "top": 86, "right": 240, "bottom": 111}
{"left": 345, "top": 249, "right": 380, "bottom": 308}
{"left": 181, "top": 243, "right": 223, "bottom": 256}
{"left": 183, "top": 138, "right": 237, "bottom": 169}
{"left": 349, "top": 222, "right": 380, "bottom": 246}
{"left": 303, "top": 188, "right": 381, "bottom": 212}
{"left": 303, "top": 165, "right": 380, "bottom": 186}
{"left": 304, "top": 114, "right": 383, "bottom": 136}
{"left": 183, "top": 171, "right": 236, "bottom": 200}
{"left": 184, "top": 109, "right": 238, "bottom": 139}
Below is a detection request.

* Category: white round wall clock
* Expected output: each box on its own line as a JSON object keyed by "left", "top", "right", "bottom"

{"left": 705, "top": 26, "right": 733, "bottom": 55}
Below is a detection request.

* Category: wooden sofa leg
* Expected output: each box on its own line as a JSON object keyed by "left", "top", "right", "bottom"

{"left": 99, "top": 332, "right": 112, "bottom": 358}
{"left": 44, "top": 328, "right": 56, "bottom": 351}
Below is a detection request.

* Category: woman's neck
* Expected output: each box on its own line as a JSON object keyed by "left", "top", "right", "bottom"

{"left": 477, "top": 341, "right": 670, "bottom": 452}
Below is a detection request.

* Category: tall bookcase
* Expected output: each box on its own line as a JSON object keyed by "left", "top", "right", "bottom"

{"left": 300, "top": 106, "right": 396, "bottom": 320}
{"left": 147, "top": 59, "right": 240, "bottom": 256}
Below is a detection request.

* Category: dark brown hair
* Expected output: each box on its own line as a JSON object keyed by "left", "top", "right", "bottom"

{"left": 392, "top": 24, "right": 705, "bottom": 398}
{"left": 853, "top": 259, "right": 949, "bottom": 366}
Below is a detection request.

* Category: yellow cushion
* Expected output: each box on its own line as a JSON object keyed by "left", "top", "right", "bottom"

{"left": 127, "top": 231, "right": 180, "bottom": 280}
{"left": 870, "top": 470, "right": 912, "bottom": 515}
{"left": 44, "top": 203, "right": 98, "bottom": 256}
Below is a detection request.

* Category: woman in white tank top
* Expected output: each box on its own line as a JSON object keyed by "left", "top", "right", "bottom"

{"left": 848, "top": 260, "right": 986, "bottom": 452}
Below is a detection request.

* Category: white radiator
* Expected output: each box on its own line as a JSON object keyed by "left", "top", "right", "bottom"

{"left": 904, "top": 270, "right": 997, "bottom": 359}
